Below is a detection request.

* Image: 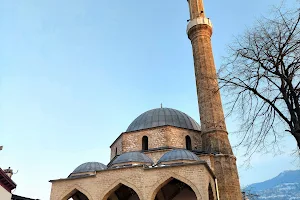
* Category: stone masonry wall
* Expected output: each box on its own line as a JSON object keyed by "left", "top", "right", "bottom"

{"left": 110, "top": 136, "right": 123, "bottom": 159}
{"left": 144, "top": 150, "right": 170, "bottom": 164}
{"left": 213, "top": 155, "right": 241, "bottom": 200}
{"left": 50, "top": 164, "right": 216, "bottom": 200}
{"left": 112, "top": 126, "right": 202, "bottom": 154}
{"left": 199, "top": 154, "right": 214, "bottom": 171}
{"left": 165, "top": 126, "right": 202, "bottom": 150}
{"left": 122, "top": 127, "right": 168, "bottom": 152}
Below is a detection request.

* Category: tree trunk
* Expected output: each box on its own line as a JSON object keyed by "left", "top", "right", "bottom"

{"left": 295, "top": 133, "right": 300, "bottom": 151}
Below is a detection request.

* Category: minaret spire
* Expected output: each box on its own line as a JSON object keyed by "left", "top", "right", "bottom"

{"left": 186, "top": 0, "right": 242, "bottom": 199}
{"left": 188, "top": 0, "right": 205, "bottom": 20}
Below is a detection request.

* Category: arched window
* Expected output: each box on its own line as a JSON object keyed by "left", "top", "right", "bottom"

{"left": 186, "top": 135, "right": 192, "bottom": 150}
{"left": 142, "top": 136, "right": 148, "bottom": 151}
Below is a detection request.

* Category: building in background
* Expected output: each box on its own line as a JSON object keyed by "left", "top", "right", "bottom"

{"left": 0, "top": 168, "right": 16, "bottom": 200}
{"left": 49, "top": 0, "right": 242, "bottom": 199}
{"left": 0, "top": 148, "right": 39, "bottom": 200}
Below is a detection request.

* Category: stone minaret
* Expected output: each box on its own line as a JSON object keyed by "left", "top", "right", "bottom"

{"left": 186, "top": 0, "right": 242, "bottom": 199}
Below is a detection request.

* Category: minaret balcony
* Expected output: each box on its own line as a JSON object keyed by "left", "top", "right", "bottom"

{"left": 187, "top": 17, "right": 213, "bottom": 34}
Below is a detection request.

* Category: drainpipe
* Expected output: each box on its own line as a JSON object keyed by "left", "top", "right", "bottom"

{"left": 215, "top": 178, "right": 220, "bottom": 200}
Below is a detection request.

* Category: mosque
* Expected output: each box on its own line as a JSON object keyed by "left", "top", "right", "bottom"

{"left": 49, "top": 0, "right": 242, "bottom": 200}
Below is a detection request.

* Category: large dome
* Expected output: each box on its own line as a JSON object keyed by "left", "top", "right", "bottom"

{"left": 126, "top": 108, "right": 201, "bottom": 132}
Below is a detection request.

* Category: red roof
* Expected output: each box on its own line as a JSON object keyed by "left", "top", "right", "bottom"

{"left": 0, "top": 168, "right": 17, "bottom": 192}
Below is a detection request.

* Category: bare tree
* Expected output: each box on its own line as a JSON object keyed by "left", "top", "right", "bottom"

{"left": 218, "top": 4, "right": 300, "bottom": 158}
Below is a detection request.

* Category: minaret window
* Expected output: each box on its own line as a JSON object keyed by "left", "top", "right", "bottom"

{"left": 186, "top": 135, "right": 192, "bottom": 150}
{"left": 142, "top": 136, "right": 148, "bottom": 151}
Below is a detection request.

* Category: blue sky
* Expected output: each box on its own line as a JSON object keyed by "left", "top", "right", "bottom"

{"left": 0, "top": 0, "right": 298, "bottom": 199}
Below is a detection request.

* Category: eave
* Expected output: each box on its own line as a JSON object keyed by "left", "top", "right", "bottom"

{"left": 0, "top": 168, "right": 17, "bottom": 192}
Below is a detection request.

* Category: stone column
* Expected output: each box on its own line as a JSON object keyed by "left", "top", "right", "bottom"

{"left": 186, "top": 0, "right": 242, "bottom": 199}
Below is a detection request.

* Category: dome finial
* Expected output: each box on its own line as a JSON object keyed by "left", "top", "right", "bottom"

{"left": 161, "top": 103, "right": 163, "bottom": 108}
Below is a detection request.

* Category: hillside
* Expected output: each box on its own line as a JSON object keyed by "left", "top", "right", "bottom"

{"left": 245, "top": 170, "right": 300, "bottom": 200}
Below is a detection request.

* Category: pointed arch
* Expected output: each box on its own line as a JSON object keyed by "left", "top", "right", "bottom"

{"left": 208, "top": 180, "right": 217, "bottom": 200}
{"left": 150, "top": 173, "right": 202, "bottom": 200}
{"left": 208, "top": 183, "right": 214, "bottom": 200}
{"left": 101, "top": 179, "right": 143, "bottom": 200}
{"left": 60, "top": 185, "right": 93, "bottom": 200}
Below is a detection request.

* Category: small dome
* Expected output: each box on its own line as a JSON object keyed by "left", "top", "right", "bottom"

{"left": 126, "top": 108, "right": 201, "bottom": 132}
{"left": 72, "top": 162, "right": 107, "bottom": 174}
{"left": 111, "top": 152, "right": 153, "bottom": 166}
{"left": 157, "top": 149, "right": 200, "bottom": 164}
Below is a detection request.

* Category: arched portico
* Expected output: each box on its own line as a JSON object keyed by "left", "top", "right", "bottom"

{"left": 60, "top": 185, "right": 93, "bottom": 200}
{"left": 102, "top": 180, "right": 142, "bottom": 200}
{"left": 150, "top": 174, "right": 202, "bottom": 200}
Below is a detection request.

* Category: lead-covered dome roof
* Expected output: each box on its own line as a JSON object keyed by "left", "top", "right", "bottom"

{"left": 111, "top": 152, "right": 153, "bottom": 166}
{"left": 126, "top": 108, "right": 201, "bottom": 132}
{"left": 157, "top": 149, "right": 201, "bottom": 164}
{"left": 72, "top": 162, "right": 107, "bottom": 174}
